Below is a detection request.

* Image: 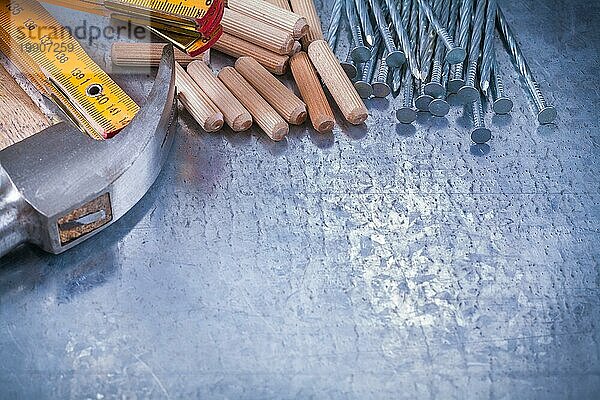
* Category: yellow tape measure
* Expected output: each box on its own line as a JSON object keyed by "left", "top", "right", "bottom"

{"left": 104, "top": 0, "right": 222, "bottom": 34}
{"left": 0, "top": 0, "right": 139, "bottom": 139}
{"left": 105, "top": 0, "right": 209, "bottom": 21}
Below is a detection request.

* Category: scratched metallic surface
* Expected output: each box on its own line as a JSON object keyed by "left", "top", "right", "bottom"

{"left": 1, "top": 0, "right": 599, "bottom": 399}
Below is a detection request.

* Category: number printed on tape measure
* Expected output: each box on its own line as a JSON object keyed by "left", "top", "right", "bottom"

{"left": 0, "top": 0, "right": 139, "bottom": 138}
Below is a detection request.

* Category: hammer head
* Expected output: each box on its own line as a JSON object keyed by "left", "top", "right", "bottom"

{"left": 0, "top": 46, "right": 177, "bottom": 255}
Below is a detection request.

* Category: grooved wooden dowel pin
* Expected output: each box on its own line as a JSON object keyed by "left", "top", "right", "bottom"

{"left": 263, "top": 0, "right": 292, "bottom": 11}
{"left": 187, "top": 61, "right": 253, "bottom": 132}
{"left": 218, "top": 66, "right": 289, "bottom": 141}
{"left": 111, "top": 42, "right": 210, "bottom": 67}
{"left": 175, "top": 62, "right": 224, "bottom": 133}
{"left": 222, "top": 8, "right": 294, "bottom": 55}
{"left": 213, "top": 32, "right": 290, "bottom": 75}
{"left": 289, "top": 0, "right": 324, "bottom": 46}
{"left": 289, "top": 52, "right": 335, "bottom": 133}
{"left": 307, "top": 40, "right": 368, "bottom": 125}
{"left": 289, "top": 41, "right": 302, "bottom": 56}
{"left": 227, "top": 0, "right": 308, "bottom": 39}
{"left": 235, "top": 56, "right": 307, "bottom": 125}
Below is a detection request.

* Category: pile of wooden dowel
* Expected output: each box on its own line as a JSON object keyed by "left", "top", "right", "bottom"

{"left": 112, "top": 0, "right": 369, "bottom": 140}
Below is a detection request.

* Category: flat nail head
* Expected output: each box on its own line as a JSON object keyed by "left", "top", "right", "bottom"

{"left": 493, "top": 97, "right": 514, "bottom": 115}
{"left": 354, "top": 81, "right": 374, "bottom": 98}
{"left": 424, "top": 82, "right": 445, "bottom": 98}
{"left": 445, "top": 47, "right": 466, "bottom": 65}
{"left": 396, "top": 107, "right": 417, "bottom": 124}
{"left": 340, "top": 62, "right": 358, "bottom": 80}
{"left": 351, "top": 46, "right": 372, "bottom": 63}
{"left": 457, "top": 85, "right": 480, "bottom": 104}
{"left": 447, "top": 78, "right": 465, "bottom": 94}
{"left": 372, "top": 82, "right": 391, "bottom": 98}
{"left": 537, "top": 106, "right": 557, "bottom": 125}
{"left": 385, "top": 51, "right": 406, "bottom": 68}
{"left": 471, "top": 127, "right": 492, "bottom": 144}
{"left": 415, "top": 94, "right": 434, "bottom": 111}
{"left": 429, "top": 99, "right": 450, "bottom": 117}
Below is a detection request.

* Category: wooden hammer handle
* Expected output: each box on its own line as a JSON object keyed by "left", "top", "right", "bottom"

{"left": 0, "top": 64, "right": 51, "bottom": 151}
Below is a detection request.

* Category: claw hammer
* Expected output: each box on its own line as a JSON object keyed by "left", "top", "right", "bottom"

{"left": 0, "top": 46, "right": 177, "bottom": 258}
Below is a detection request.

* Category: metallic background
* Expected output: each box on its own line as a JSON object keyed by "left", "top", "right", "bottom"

{"left": 1, "top": 0, "right": 599, "bottom": 398}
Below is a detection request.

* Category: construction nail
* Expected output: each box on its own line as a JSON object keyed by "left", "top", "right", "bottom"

{"left": 345, "top": 0, "right": 371, "bottom": 62}
{"left": 371, "top": 51, "right": 391, "bottom": 97}
{"left": 416, "top": 0, "right": 466, "bottom": 64}
{"left": 496, "top": 7, "right": 556, "bottom": 124}
{"left": 415, "top": 80, "right": 434, "bottom": 111}
{"left": 448, "top": 63, "right": 465, "bottom": 93}
{"left": 354, "top": 0, "right": 376, "bottom": 46}
{"left": 391, "top": 66, "right": 402, "bottom": 95}
{"left": 327, "top": 0, "right": 344, "bottom": 50}
{"left": 396, "top": 67, "right": 417, "bottom": 123}
{"left": 457, "top": 0, "right": 486, "bottom": 104}
{"left": 419, "top": 0, "right": 440, "bottom": 83}
{"left": 408, "top": 0, "right": 420, "bottom": 46}
{"left": 382, "top": 0, "right": 420, "bottom": 77}
{"left": 449, "top": 0, "right": 473, "bottom": 93}
{"left": 490, "top": 58, "right": 513, "bottom": 114}
{"left": 429, "top": 97, "right": 450, "bottom": 117}
{"left": 479, "top": 0, "right": 497, "bottom": 95}
{"left": 429, "top": 63, "right": 451, "bottom": 117}
{"left": 355, "top": 27, "right": 382, "bottom": 98}
{"left": 471, "top": 96, "right": 492, "bottom": 143}
{"left": 424, "top": 58, "right": 445, "bottom": 98}
{"left": 447, "top": 0, "right": 461, "bottom": 39}
{"left": 340, "top": 46, "right": 358, "bottom": 80}
{"left": 368, "top": 0, "right": 405, "bottom": 68}
{"left": 425, "top": 0, "right": 452, "bottom": 99}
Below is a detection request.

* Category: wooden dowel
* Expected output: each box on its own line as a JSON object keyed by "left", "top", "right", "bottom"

{"left": 235, "top": 56, "right": 307, "bottom": 125}
{"left": 289, "top": 41, "right": 302, "bottom": 56}
{"left": 290, "top": 52, "right": 335, "bottom": 133}
{"left": 289, "top": 0, "right": 324, "bottom": 47}
{"left": 307, "top": 40, "right": 368, "bottom": 125}
{"left": 227, "top": 0, "right": 308, "bottom": 39}
{"left": 0, "top": 64, "right": 52, "bottom": 150}
{"left": 213, "top": 32, "right": 290, "bottom": 75}
{"left": 263, "top": 0, "right": 291, "bottom": 11}
{"left": 221, "top": 8, "right": 294, "bottom": 55}
{"left": 111, "top": 42, "right": 209, "bottom": 67}
{"left": 218, "top": 66, "right": 289, "bottom": 141}
{"left": 175, "top": 62, "right": 224, "bottom": 132}
{"left": 187, "top": 60, "right": 253, "bottom": 132}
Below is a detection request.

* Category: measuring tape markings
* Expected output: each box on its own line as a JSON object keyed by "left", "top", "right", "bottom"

{"left": 103, "top": 0, "right": 222, "bottom": 34}
{"left": 0, "top": 0, "right": 139, "bottom": 138}
{"left": 0, "top": 34, "right": 103, "bottom": 138}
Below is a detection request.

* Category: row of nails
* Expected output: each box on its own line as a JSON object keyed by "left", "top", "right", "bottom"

{"left": 327, "top": 0, "right": 557, "bottom": 144}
